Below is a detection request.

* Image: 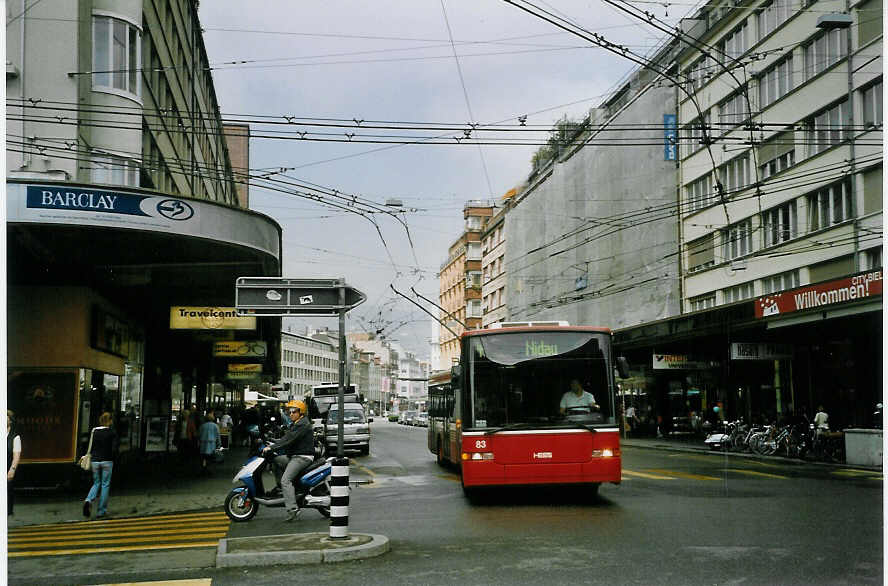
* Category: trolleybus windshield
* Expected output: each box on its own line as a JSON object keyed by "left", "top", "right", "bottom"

{"left": 466, "top": 331, "right": 614, "bottom": 430}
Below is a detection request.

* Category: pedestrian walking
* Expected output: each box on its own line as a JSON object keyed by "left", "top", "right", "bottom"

{"left": 199, "top": 410, "right": 221, "bottom": 476}
{"left": 7, "top": 410, "right": 22, "bottom": 516}
{"left": 814, "top": 405, "right": 829, "bottom": 437}
{"left": 83, "top": 412, "right": 118, "bottom": 519}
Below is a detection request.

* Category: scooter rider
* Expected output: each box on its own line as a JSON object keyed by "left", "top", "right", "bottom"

{"left": 262, "top": 400, "right": 314, "bottom": 521}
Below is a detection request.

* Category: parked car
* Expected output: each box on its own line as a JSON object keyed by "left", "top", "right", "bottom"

{"left": 324, "top": 403, "right": 370, "bottom": 455}
{"left": 400, "top": 410, "right": 418, "bottom": 425}
{"left": 415, "top": 413, "right": 429, "bottom": 427}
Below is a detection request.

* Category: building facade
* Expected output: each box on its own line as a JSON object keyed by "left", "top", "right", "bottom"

{"left": 438, "top": 201, "right": 495, "bottom": 366}
{"left": 505, "top": 46, "right": 681, "bottom": 328}
{"left": 279, "top": 331, "right": 338, "bottom": 399}
{"left": 6, "top": 0, "right": 281, "bottom": 486}
{"left": 616, "top": 0, "right": 882, "bottom": 432}
{"left": 481, "top": 196, "right": 512, "bottom": 327}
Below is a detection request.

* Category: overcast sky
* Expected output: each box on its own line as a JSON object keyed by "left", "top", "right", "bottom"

{"left": 199, "top": 0, "right": 687, "bottom": 359}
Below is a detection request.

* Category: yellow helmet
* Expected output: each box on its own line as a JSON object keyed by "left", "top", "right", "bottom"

{"left": 286, "top": 399, "right": 307, "bottom": 414}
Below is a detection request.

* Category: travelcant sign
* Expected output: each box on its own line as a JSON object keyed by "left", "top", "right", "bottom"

{"left": 755, "top": 271, "right": 883, "bottom": 319}
{"left": 169, "top": 306, "right": 256, "bottom": 330}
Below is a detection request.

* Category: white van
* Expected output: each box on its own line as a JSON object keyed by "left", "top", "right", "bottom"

{"left": 324, "top": 403, "right": 370, "bottom": 455}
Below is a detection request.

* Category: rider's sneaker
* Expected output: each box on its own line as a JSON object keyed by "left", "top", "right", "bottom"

{"left": 284, "top": 508, "right": 301, "bottom": 522}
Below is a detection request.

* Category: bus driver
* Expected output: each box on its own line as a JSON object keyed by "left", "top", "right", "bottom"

{"left": 560, "top": 379, "right": 599, "bottom": 414}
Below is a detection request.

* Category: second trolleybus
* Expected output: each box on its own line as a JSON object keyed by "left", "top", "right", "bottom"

{"left": 428, "top": 321, "right": 629, "bottom": 497}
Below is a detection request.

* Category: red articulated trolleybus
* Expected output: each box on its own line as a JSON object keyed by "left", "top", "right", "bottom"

{"left": 429, "top": 321, "right": 630, "bottom": 498}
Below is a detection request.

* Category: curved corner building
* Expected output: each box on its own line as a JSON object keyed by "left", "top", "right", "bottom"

{"left": 6, "top": 0, "right": 281, "bottom": 486}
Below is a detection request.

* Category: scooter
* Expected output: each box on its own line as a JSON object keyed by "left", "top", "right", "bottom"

{"left": 703, "top": 420, "right": 732, "bottom": 450}
{"left": 224, "top": 434, "right": 333, "bottom": 522}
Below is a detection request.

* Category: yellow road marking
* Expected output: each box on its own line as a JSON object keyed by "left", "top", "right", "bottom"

{"left": 725, "top": 468, "right": 788, "bottom": 479}
{"left": 437, "top": 473, "right": 461, "bottom": 482}
{"left": 622, "top": 469, "right": 675, "bottom": 480}
{"left": 8, "top": 540, "right": 221, "bottom": 558}
{"left": 99, "top": 578, "right": 213, "bottom": 586}
{"left": 352, "top": 463, "right": 376, "bottom": 478}
{"left": 9, "top": 531, "right": 228, "bottom": 549}
{"left": 647, "top": 469, "right": 720, "bottom": 481}
{"left": 9, "top": 525, "right": 230, "bottom": 544}
{"left": 9, "top": 511, "right": 228, "bottom": 534}
{"left": 832, "top": 469, "right": 883, "bottom": 479}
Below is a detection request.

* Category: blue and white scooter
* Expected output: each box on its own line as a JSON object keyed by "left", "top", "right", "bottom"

{"left": 224, "top": 432, "right": 332, "bottom": 522}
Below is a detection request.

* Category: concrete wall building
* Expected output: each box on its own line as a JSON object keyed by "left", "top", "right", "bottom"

{"left": 6, "top": 0, "right": 281, "bottom": 485}
{"left": 506, "top": 45, "right": 681, "bottom": 328}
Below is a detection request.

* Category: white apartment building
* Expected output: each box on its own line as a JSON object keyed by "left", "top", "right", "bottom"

{"left": 678, "top": 0, "right": 882, "bottom": 310}
{"left": 397, "top": 351, "right": 428, "bottom": 409}
{"left": 279, "top": 331, "right": 338, "bottom": 398}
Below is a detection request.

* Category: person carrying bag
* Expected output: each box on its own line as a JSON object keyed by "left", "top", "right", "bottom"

{"left": 82, "top": 412, "right": 118, "bottom": 519}
{"left": 79, "top": 429, "right": 94, "bottom": 471}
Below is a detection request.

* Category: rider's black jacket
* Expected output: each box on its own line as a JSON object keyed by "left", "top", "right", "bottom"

{"left": 267, "top": 416, "right": 314, "bottom": 457}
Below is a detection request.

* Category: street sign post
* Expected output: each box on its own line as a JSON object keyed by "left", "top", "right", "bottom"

{"left": 235, "top": 277, "right": 366, "bottom": 316}
{"left": 235, "top": 276, "right": 364, "bottom": 539}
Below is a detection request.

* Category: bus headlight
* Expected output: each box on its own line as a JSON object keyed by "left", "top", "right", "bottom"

{"left": 591, "top": 449, "right": 615, "bottom": 458}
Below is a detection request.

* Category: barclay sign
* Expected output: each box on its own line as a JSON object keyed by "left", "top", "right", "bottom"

{"left": 26, "top": 185, "right": 195, "bottom": 221}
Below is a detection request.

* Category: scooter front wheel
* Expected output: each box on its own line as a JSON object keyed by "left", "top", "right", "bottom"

{"left": 225, "top": 489, "right": 258, "bottom": 522}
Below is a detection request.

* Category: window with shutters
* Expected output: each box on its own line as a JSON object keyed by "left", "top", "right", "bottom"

{"left": 689, "top": 294, "right": 716, "bottom": 312}
{"left": 758, "top": 55, "right": 793, "bottom": 108}
{"left": 804, "top": 28, "right": 848, "bottom": 80}
{"left": 686, "top": 174, "right": 715, "bottom": 213}
{"left": 687, "top": 234, "right": 715, "bottom": 273}
{"left": 861, "top": 80, "right": 883, "bottom": 128}
{"left": 758, "top": 0, "right": 797, "bottom": 40}
{"left": 806, "top": 179, "right": 853, "bottom": 231}
{"left": 723, "top": 281, "right": 755, "bottom": 304}
{"left": 805, "top": 99, "right": 850, "bottom": 156}
{"left": 761, "top": 270, "right": 800, "bottom": 294}
{"left": 758, "top": 131, "right": 796, "bottom": 179}
{"left": 763, "top": 201, "right": 798, "bottom": 247}
{"left": 722, "top": 219, "right": 753, "bottom": 261}
{"left": 718, "top": 154, "right": 750, "bottom": 195}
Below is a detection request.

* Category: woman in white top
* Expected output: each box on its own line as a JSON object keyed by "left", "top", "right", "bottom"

{"left": 7, "top": 410, "right": 22, "bottom": 516}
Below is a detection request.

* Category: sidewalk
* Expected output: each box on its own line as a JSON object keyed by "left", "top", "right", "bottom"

{"left": 8, "top": 446, "right": 254, "bottom": 528}
{"left": 621, "top": 435, "right": 883, "bottom": 471}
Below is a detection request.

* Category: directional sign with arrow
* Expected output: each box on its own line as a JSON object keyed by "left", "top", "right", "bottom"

{"left": 235, "top": 277, "right": 366, "bottom": 316}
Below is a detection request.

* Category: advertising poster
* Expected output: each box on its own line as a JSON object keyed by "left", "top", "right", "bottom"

{"left": 145, "top": 417, "right": 169, "bottom": 452}
{"left": 7, "top": 370, "right": 78, "bottom": 462}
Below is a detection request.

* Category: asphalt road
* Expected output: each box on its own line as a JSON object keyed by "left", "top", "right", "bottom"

{"left": 8, "top": 419, "right": 883, "bottom": 585}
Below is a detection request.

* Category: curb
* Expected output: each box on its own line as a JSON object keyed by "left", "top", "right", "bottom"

{"left": 216, "top": 532, "right": 390, "bottom": 567}
{"left": 622, "top": 439, "right": 883, "bottom": 472}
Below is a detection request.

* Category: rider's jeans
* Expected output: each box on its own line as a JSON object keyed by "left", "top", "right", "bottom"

{"left": 276, "top": 454, "right": 312, "bottom": 512}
